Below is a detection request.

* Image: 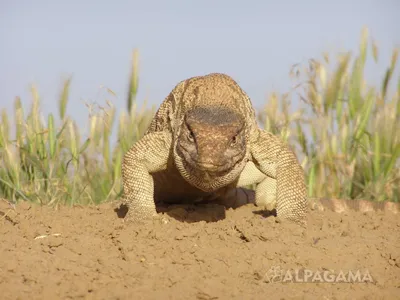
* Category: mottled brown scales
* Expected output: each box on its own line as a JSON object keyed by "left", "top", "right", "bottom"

{"left": 121, "top": 73, "right": 308, "bottom": 224}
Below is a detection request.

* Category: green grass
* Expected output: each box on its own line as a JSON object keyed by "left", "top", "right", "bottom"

{"left": 1, "top": 28, "right": 399, "bottom": 206}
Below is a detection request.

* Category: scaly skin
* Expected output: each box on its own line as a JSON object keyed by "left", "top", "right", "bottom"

{"left": 121, "top": 73, "right": 308, "bottom": 224}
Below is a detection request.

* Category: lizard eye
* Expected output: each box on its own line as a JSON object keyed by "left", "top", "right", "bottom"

{"left": 187, "top": 130, "right": 195, "bottom": 142}
{"left": 231, "top": 135, "right": 238, "bottom": 146}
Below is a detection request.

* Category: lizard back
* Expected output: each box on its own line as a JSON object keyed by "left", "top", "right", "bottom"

{"left": 146, "top": 73, "right": 257, "bottom": 136}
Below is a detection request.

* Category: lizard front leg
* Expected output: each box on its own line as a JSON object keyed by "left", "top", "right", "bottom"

{"left": 236, "top": 161, "right": 276, "bottom": 211}
{"left": 237, "top": 129, "right": 308, "bottom": 224}
{"left": 121, "top": 131, "right": 172, "bottom": 222}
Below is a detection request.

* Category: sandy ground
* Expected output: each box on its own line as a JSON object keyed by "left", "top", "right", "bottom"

{"left": 1, "top": 199, "right": 399, "bottom": 300}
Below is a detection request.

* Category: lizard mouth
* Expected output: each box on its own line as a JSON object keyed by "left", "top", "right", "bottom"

{"left": 195, "top": 160, "right": 233, "bottom": 174}
{"left": 176, "top": 146, "right": 235, "bottom": 177}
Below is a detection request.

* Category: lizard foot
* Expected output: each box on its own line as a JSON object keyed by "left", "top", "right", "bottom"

{"left": 123, "top": 210, "right": 170, "bottom": 225}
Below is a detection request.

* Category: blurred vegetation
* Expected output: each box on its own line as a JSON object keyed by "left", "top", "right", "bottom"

{"left": 0, "top": 28, "right": 399, "bottom": 205}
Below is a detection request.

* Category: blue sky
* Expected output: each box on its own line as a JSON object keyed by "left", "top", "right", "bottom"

{"left": 1, "top": 0, "right": 399, "bottom": 128}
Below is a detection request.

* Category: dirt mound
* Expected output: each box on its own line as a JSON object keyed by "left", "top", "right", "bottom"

{"left": 1, "top": 199, "right": 399, "bottom": 300}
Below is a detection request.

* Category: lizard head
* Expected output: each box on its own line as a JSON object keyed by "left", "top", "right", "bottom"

{"left": 174, "top": 106, "right": 248, "bottom": 190}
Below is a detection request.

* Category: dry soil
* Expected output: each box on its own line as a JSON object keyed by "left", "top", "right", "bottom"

{"left": 1, "top": 199, "right": 399, "bottom": 300}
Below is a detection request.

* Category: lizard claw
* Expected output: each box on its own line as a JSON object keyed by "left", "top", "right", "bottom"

{"left": 123, "top": 210, "right": 169, "bottom": 225}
